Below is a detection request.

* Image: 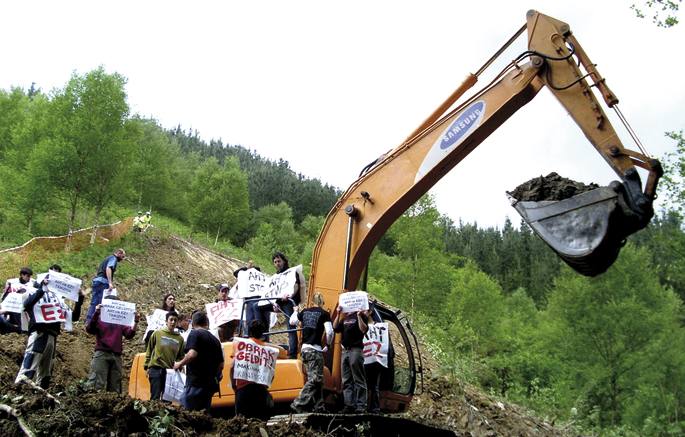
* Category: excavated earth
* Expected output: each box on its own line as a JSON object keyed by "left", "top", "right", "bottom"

{"left": 0, "top": 231, "right": 575, "bottom": 436}
{"left": 509, "top": 172, "right": 599, "bottom": 202}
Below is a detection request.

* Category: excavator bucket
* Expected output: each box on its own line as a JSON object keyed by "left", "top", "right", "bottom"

{"left": 511, "top": 181, "right": 652, "bottom": 276}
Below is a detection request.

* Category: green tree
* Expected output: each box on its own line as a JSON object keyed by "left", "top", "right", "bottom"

{"left": 188, "top": 157, "right": 250, "bottom": 244}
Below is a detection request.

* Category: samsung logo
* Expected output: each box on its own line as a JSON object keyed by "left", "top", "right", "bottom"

{"left": 439, "top": 101, "right": 485, "bottom": 150}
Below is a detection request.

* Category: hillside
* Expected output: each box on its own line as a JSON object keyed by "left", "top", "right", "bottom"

{"left": 0, "top": 231, "right": 573, "bottom": 436}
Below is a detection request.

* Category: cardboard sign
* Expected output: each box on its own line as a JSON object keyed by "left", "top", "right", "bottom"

{"left": 1, "top": 292, "right": 25, "bottom": 313}
{"left": 101, "top": 300, "right": 136, "bottom": 327}
{"left": 206, "top": 298, "right": 244, "bottom": 329}
{"left": 143, "top": 309, "right": 168, "bottom": 342}
{"left": 338, "top": 291, "right": 369, "bottom": 313}
{"left": 237, "top": 268, "right": 268, "bottom": 299}
{"left": 44, "top": 271, "right": 82, "bottom": 302}
{"left": 363, "top": 322, "right": 389, "bottom": 367}
{"left": 5, "top": 279, "right": 36, "bottom": 295}
{"left": 33, "top": 301, "right": 69, "bottom": 324}
{"left": 232, "top": 337, "right": 280, "bottom": 387}
{"left": 263, "top": 265, "right": 302, "bottom": 302}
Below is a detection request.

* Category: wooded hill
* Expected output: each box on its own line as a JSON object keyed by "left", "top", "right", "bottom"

{"left": 2, "top": 68, "right": 685, "bottom": 436}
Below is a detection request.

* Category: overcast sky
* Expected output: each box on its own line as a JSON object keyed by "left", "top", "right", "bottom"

{"left": 2, "top": 1, "right": 683, "bottom": 228}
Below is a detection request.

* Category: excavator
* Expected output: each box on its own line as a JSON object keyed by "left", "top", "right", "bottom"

{"left": 129, "top": 10, "right": 661, "bottom": 435}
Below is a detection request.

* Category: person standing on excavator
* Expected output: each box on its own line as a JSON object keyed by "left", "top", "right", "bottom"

{"left": 271, "top": 252, "right": 300, "bottom": 358}
{"left": 290, "top": 292, "right": 333, "bottom": 413}
{"left": 333, "top": 307, "right": 370, "bottom": 413}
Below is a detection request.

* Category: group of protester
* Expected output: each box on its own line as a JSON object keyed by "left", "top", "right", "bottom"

{"left": 1, "top": 247, "right": 391, "bottom": 419}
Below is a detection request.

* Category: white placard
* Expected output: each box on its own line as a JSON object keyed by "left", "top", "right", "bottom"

{"left": 143, "top": 309, "right": 168, "bottom": 342}
{"left": 338, "top": 291, "right": 369, "bottom": 313}
{"left": 1, "top": 292, "right": 25, "bottom": 313}
{"left": 237, "top": 268, "right": 268, "bottom": 299}
{"left": 363, "top": 322, "right": 389, "bottom": 367}
{"left": 32, "top": 301, "right": 69, "bottom": 324}
{"left": 101, "top": 300, "right": 136, "bottom": 327}
{"left": 263, "top": 265, "right": 302, "bottom": 303}
{"left": 44, "top": 271, "right": 82, "bottom": 302}
{"left": 206, "top": 298, "right": 244, "bottom": 329}
{"left": 5, "top": 279, "right": 36, "bottom": 295}
{"left": 232, "top": 337, "right": 280, "bottom": 387}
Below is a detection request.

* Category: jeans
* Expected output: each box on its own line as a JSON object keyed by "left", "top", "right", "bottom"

{"left": 291, "top": 348, "right": 324, "bottom": 411}
{"left": 276, "top": 299, "right": 298, "bottom": 359}
{"left": 181, "top": 384, "right": 214, "bottom": 411}
{"left": 86, "top": 281, "right": 108, "bottom": 323}
{"left": 341, "top": 347, "right": 367, "bottom": 412}
{"left": 148, "top": 366, "right": 167, "bottom": 400}
{"left": 244, "top": 301, "right": 269, "bottom": 338}
{"left": 16, "top": 331, "right": 56, "bottom": 389}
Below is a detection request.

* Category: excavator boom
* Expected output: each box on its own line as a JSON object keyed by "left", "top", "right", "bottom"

{"left": 307, "top": 9, "right": 662, "bottom": 396}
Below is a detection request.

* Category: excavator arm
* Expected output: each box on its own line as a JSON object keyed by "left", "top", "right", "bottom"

{"left": 307, "top": 10, "right": 662, "bottom": 400}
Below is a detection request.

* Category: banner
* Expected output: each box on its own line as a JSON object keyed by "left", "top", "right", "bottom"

{"left": 232, "top": 337, "right": 279, "bottom": 387}
{"left": 338, "top": 291, "right": 369, "bottom": 313}
{"left": 263, "top": 265, "right": 302, "bottom": 303}
{"left": 363, "top": 322, "right": 389, "bottom": 367}
{"left": 44, "top": 271, "right": 82, "bottom": 302}
{"left": 1, "top": 292, "right": 24, "bottom": 313}
{"left": 206, "top": 298, "right": 244, "bottom": 329}
{"left": 101, "top": 300, "right": 136, "bottom": 327}
{"left": 143, "top": 309, "right": 168, "bottom": 341}
{"left": 237, "top": 268, "right": 268, "bottom": 299}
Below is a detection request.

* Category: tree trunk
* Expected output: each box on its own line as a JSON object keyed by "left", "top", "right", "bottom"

{"left": 214, "top": 226, "right": 221, "bottom": 246}
{"left": 90, "top": 207, "right": 102, "bottom": 245}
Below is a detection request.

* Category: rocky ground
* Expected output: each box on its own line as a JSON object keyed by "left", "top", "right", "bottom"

{"left": 0, "top": 231, "right": 577, "bottom": 436}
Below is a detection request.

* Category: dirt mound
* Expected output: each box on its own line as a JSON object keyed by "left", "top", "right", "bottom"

{"left": 0, "top": 230, "right": 572, "bottom": 436}
{"left": 509, "top": 172, "right": 599, "bottom": 201}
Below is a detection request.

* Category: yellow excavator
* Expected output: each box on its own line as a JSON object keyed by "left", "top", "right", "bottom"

{"left": 129, "top": 10, "right": 661, "bottom": 432}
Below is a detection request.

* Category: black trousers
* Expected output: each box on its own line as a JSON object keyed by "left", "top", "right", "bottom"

{"left": 148, "top": 366, "right": 167, "bottom": 400}
{"left": 235, "top": 383, "right": 273, "bottom": 420}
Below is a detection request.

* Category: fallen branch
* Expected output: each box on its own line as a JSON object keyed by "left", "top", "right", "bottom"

{"left": 16, "top": 377, "right": 61, "bottom": 405}
{"left": 0, "top": 403, "right": 36, "bottom": 437}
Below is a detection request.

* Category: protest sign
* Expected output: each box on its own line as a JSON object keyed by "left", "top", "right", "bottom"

{"left": 5, "top": 279, "right": 36, "bottom": 295}
{"left": 44, "top": 271, "right": 82, "bottom": 302}
{"left": 232, "top": 337, "right": 280, "bottom": 387}
{"left": 206, "top": 298, "right": 244, "bottom": 329}
{"left": 263, "top": 265, "right": 302, "bottom": 303}
{"left": 142, "top": 309, "right": 167, "bottom": 342}
{"left": 101, "top": 300, "right": 136, "bottom": 327}
{"left": 32, "top": 301, "right": 69, "bottom": 324}
{"left": 237, "top": 268, "right": 268, "bottom": 299}
{"left": 1, "top": 292, "right": 24, "bottom": 313}
{"left": 338, "top": 291, "right": 369, "bottom": 313}
{"left": 363, "top": 322, "right": 389, "bottom": 367}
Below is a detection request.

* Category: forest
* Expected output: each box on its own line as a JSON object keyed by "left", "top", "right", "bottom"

{"left": 1, "top": 64, "right": 684, "bottom": 436}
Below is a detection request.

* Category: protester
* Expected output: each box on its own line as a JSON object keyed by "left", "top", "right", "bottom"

{"left": 85, "top": 295, "right": 139, "bottom": 393}
{"left": 144, "top": 311, "right": 185, "bottom": 400}
{"left": 333, "top": 307, "right": 370, "bottom": 413}
{"left": 215, "top": 284, "right": 238, "bottom": 342}
{"left": 86, "top": 248, "right": 126, "bottom": 323}
{"left": 173, "top": 311, "right": 224, "bottom": 411}
{"left": 177, "top": 313, "right": 190, "bottom": 333}
{"left": 290, "top": 292, "right": 333, "bottom": 413}
{"left": 143, "top": 293, "right": 178, "bottom": 344}
{"left": 268, "top": 252, "right": 301, "bottom": 358}
{"left": 364, "top": 308, "right": 390, "bottom": 414}
{"left": 1, "top": 267, "right": 34, "bottom": 332}
{"left": 15, "top": 266, "right": 84, "bottom": 388}
{"left": 230, "top": 320, "right": 280, "bottom": 420}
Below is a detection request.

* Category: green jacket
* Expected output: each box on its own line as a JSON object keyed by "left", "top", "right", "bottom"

{"left": 144, "top": 327, "right": 184, "bottom": 369}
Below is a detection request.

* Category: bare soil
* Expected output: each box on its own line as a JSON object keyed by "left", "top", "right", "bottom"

{"left": 0, "top": 230, "right": 575, "bottom": 436}
{"left": 509, "top": 172, "right": 599, "bottom": 202}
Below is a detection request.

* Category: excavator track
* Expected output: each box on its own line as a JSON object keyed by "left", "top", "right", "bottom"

{"left": 268, "top": 412, "right": 457, "bottom": 436}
